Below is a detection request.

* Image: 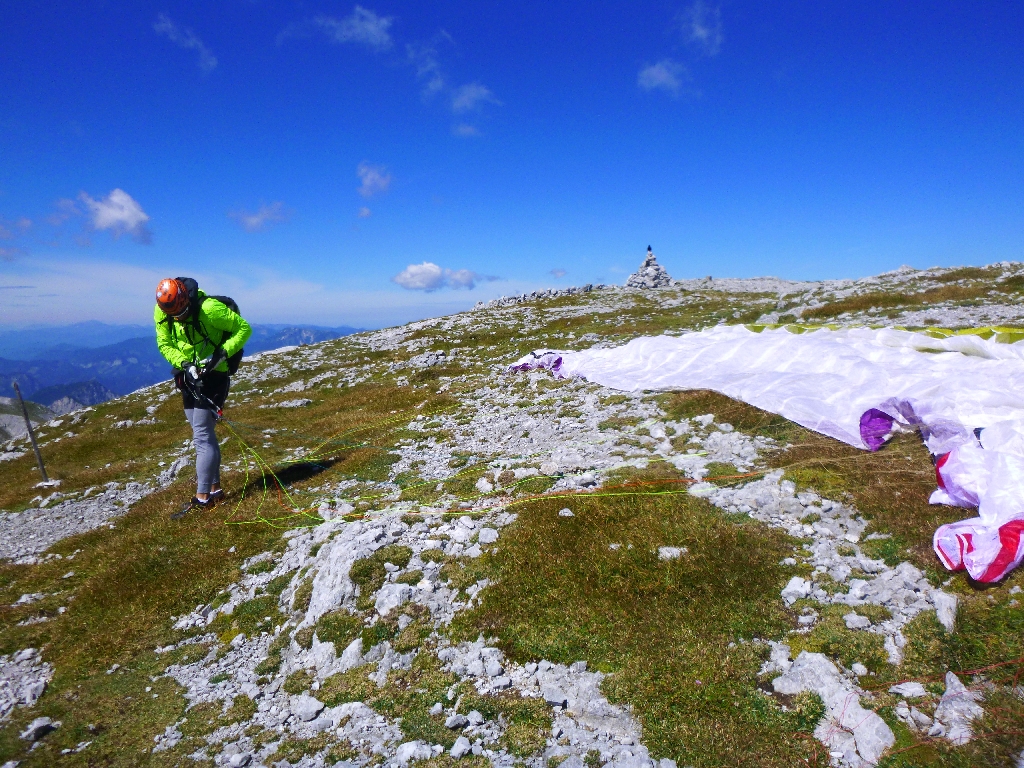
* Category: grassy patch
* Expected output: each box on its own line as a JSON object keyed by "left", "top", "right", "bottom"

{"left": 350, "top": 545, "right": 414, "bottom": 610}
{"left": 315, "top": 608, "right": 364, "bottom": 649}
{"left": 450, "top": 482, "right": 818, "bottom": 767}
{"left": 788, "top": 606, "right": 890, "bottom": 674}
{"left": 660, "top": 390, "right": 803, "bottom": 443}
{"left": 320, "top": 665, "right": 379, "bottom": 707}
{"left": 461, "top": 690, "right": 552, "bottom": 757}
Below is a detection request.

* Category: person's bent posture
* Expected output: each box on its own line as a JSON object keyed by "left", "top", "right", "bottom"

{"left": 154, "top": 277, "right": 251, "bottom": 518}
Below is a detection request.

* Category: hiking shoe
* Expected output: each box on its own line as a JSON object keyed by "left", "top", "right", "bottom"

{"left": 209, "top": 489, "right": 225, "bottom": 503}
{"left": 171, "top": 496, "right": 214, "bottom": 520}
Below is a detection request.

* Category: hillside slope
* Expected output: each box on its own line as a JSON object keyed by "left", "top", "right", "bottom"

{"left": 0, "top": 263, "right": 1022, "bottom": 768}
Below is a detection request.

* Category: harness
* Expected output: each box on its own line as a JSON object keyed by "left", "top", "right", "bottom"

{"left": 162, "top": 296, "right": 227, "bottom": 366}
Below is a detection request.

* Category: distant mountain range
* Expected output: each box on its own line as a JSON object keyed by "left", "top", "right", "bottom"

{"left": 0, "top": 322, "right": 362, "bottom": 412}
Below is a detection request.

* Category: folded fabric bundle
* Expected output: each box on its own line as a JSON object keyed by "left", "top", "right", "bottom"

{"left": 510, "top": 325, "right": 1024, "bottom": 582}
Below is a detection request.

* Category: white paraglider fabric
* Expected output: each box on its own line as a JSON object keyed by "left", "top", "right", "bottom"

{"left": 510, "top": 325, "right": 1024, "bottom": 582}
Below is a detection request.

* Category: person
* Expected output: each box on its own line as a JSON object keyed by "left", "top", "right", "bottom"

{"left": 154, "top": 277, "right": 252, "bottom": 517}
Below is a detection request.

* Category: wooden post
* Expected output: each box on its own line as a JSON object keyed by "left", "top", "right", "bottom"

{"left": 12, "top": 381, "right": 49, "bottom": 483}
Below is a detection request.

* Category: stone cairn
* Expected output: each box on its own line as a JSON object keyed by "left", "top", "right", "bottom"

{"left": 625, "top": 246, "right": 673, "bottom": 289}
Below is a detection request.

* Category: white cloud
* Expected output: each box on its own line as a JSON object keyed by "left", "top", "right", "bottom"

{"left": 638, "top": 59, "right": 687, "bottom": 94}
{"left": 550, "top": 268, "right": 567, "bottom": 278}
{"left": 357, "top": 162, "right": 392, "bottom": 198}
{"left": 357, "top": 206, "right": 372, "bottom": 218}
{"left": 78, "top": 188, "right": 152, "bottom": 243}
{"left": 392, "top": 262, "right": 498, "bottom": 292}
{"left": 407, "top": 41, "right": 446, "bottom": 97}
{"left": 229, "top": 202, "right": 289, "bottom": 232}
{"left": 451, "top": 83, "right": 500, "bottom": 113}
{"left": 680, "top": 1, "right": 723, "bottom": 56}
{"left": 0, "top": 247, "right": 22, "bottom": 262}
{"left": 453, "top": 123, "right": 480, "bottom": 137}
{"left": 153, "top": 13, "right": 218, "bottom": 73}
{"left": 314, "top": 7, "right": 393, "bottom": 50}
{"left": 392, "top": 262, "right": 445, "bottom": 291}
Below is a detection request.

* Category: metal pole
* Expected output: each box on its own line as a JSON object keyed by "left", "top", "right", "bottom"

{"left": 12, "top": 381, "right": 49, "bottom": 483}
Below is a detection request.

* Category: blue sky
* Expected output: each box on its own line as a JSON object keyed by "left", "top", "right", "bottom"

{"left": 1, "top": 1, "right": 1023, "bottom": 328}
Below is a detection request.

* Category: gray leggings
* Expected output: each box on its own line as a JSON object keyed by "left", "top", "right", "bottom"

{"left": 185, "top": 408, "right": 220, "bottom": 494}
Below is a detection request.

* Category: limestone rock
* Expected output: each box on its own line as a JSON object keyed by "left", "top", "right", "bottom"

{"left": 450, "top": 736, "right": 471, "bottom": 758}
{"left": 291, "top": 694, "right": 325, "bottom": 722}
{"left": 933, "top": 672, "right": 984, "bottom": 745}
{"left": 772, "top": 651, "right": 894, "bottom": 765}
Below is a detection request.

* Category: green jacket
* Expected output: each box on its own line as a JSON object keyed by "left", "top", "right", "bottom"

{"left": 154, "top": 292, "right": 252, "bottom": 372}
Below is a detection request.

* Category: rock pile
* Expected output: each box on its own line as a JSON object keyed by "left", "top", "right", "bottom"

{"left": 0, "top": 648, "right": 52, "bottom": 722}
{"left": 625, "top": 247, "right": 673, "bottom": 289}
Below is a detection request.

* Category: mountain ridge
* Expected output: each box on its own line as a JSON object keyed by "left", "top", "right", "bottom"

{"left": 0, "top": 261, "right": 1022, "bottom": 767}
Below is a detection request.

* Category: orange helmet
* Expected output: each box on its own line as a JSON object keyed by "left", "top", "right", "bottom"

{"left": 156, "top": 278, "right": 190, "bottom": 316}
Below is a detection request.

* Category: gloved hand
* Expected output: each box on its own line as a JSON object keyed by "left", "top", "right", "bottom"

{"left": 204, "top": 348, "right": 227, "bottom": 374}
{"left": 184, "top": 364, "right": 202, "bottom": 386}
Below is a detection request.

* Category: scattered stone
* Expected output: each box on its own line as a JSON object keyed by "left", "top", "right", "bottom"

{"left": 290, "top": 694, "right": 325, "bottom": 722}
{"left": 657, "top": 546, "right": 687, "bottom": 561}
{"left": 477, "top": 527, "right": 499, "bottom": 544}
{"left": 889, "top": 682, "right": 927, "bottom": 698}
{"left": 20, "top": 716, "right": 58, "bottom": 741}
{"left": 396, "top": 741, "right": 433, "bottom": 764}
{"left": 450, "top": 736, "right": 471, "bottom": 758}
{"left": 445, "top": 713, "right": 469, "bottom": 729}
{"left": 0, "top": 648, "right": 52, "bottom": 722}
{"left": 933, "top": 672, "right": 984, "bottom": 745}
{"left": 932, "top": 591, "right": 958, "bottom": 632}
{"left": 558, "top": 508, "right": 574, "bottom": 517}
{"left": 844, "top": 612, "right": 872, "bottom": 630}
{"left": 543, "top": 688, "right": 568, "bottom": 707}
{"left": 375, "top": 583, "right": 413, "bottom": 615}
{"left": 780, "top": 577, "right": 811, "bottom": 606}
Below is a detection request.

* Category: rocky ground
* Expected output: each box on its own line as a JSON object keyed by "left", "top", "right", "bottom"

{"left": 1, "top": 258, "right": 1024, "bottom": 767}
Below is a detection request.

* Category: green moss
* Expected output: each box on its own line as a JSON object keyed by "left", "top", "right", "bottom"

{"left": 320, "top": 666, "right": 378, "bottom": 707}
{"left": 264, "top": 574, "right": 292, "bottom": 597}
{"left": 231, "top": 595, "right": 281, "bottom": 637}
{"left": 255, "top": 632, "right": 289, "bottom": 676}
{"left": 293, "top": 579, "right": 314, "bottom": 612}
{"left": 460, "top": 691, "right": 552, "bottom": 757}
{"left": 178, "top": 701, "right": 223, "bottom": 738}
{"left": 351, "top": 545, "right": 414, "bottom": 609}
{"left": 396, "top": 569, "right": 424, "bottom": 586}
{"left": 283, "top": 669, "right": 314, "bottom": 695}
{"left": 294, "top": 626, "right": 315, "bottom": 649}
{"left": 450, "top": 485, "right": 817, "bottom": 767}
{"left": 315, "top": 609, "right": 363, "bottom": 649}
{"left": 598, "top": 416, "right": 641, "bottom": 431}
{"left": 367, "top": 652, "right": 462, "bottom": 747}
{"left": 246, "top": 560, "right": 275, "bottom": 575}
{"left": 788, "top": 606, "right": 889, "bottom": 673}
{"left": 361, "top": 619, "right": 398, "bottom": 649}
{"left": 860, "top": 536, "right": 908, "bottom": 568}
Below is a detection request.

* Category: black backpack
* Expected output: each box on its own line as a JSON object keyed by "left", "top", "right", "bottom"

{"left": 176, "top": 277, "right": 245, "bottom": 374}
